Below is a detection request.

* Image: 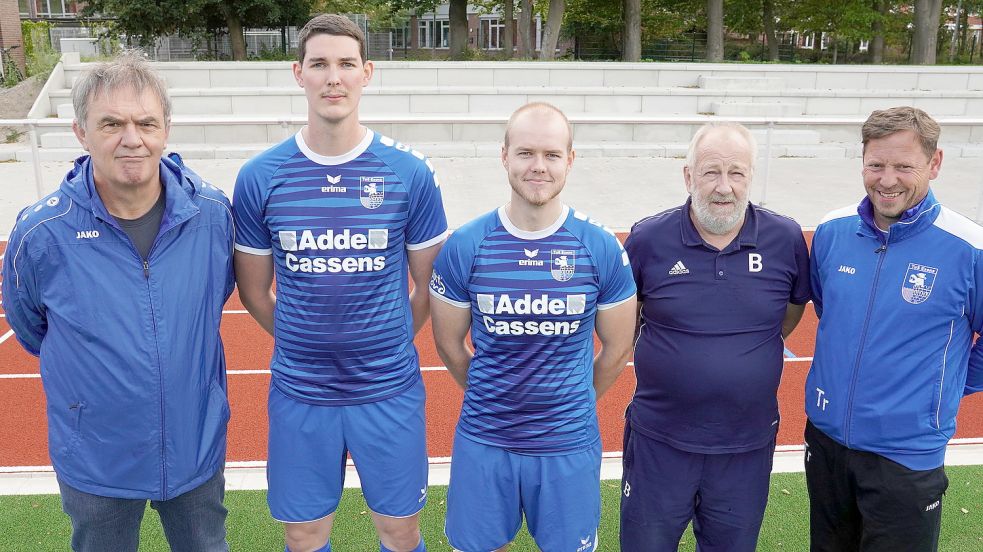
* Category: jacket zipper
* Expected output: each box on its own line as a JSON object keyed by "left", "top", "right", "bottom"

{"left": 843, "top": 240, "right": 889, "bottom": 446}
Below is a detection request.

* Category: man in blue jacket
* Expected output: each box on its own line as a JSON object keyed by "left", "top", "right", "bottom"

{"left": 1, "top": 51, "right": 234, "bottom": 551}
{"left": 807, "top": 106, "right": 983, "bottom": 551}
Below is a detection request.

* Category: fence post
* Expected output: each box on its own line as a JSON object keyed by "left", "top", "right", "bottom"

{"left": 29, "top": 122, "right": 44, "bottom": 200}
{"left": 759, "top": 121, "right": 774, "bottom": 207}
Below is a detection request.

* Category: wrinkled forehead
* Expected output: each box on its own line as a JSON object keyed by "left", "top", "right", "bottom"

{"left": 693, "top": 130, "right": 754, "bottom": 167}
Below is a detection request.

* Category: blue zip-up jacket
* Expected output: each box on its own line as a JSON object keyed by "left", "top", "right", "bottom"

{"left": 1, "top": 153, "right": 235, "bottom": 499}
{"left": 807, "top": 188, "right": 983, "bottom": 470}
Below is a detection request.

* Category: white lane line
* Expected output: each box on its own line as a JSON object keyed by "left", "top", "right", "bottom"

{"left": 0, "top": 329, "right": 14, "bottom": 345}
{"left": 0, "top": 358, "right": 816, "bottom": 380}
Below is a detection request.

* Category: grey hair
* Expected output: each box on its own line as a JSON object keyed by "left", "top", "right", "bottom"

{"left": 685, "top": 122, "right": 758, "bottom": 172}
{"left": 72, "top": 49, "right": 171, "bottom": 130}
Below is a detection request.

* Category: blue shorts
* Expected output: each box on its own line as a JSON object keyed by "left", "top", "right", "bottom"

{"left": 266, "top": 378, "right": 428, "bottom": 523}
{"left": 445, "top": 432, "right": 602, "bottom": 552}
{"left": 620, "top": 420, "right": 775, "bottom": 552}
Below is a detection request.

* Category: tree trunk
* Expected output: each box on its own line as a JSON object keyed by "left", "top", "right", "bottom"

{"left": 540, "top": 0, "right": 565, "bottom": 60}
{"left": 832, "top": 37, "right": 838, "bottom": 64}
{"left": 623, "top": 0, "right": 641, "bottom": 61}
{"left": 706, "top": 0, "right": 724, "bottom": 62}
{"left": 912, "top": 0, "right": 943, "bottom": 64}
{"left": 503, "top": 0, "right": 514, "bottom": 59}
{"left": 762, "top": 0, "right": 779, "bottom": 61}
{"left": 871, "top": 0, "right": 885, "bottom": 63}
{"left": 449, "top": 0, "right": 468, "bottom": 60}
{"left": 517, "top": 0, "right": 533, "bottom": 58}
{"left": 224, "top": 8, "right": 246, "bottom": 61}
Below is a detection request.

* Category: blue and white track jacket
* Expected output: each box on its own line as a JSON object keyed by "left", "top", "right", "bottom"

{"left": 1, "top": 154, "right": 235, "bottom": 499}
{"left": 807, "top": 189, "right": 983, "bottom": 470}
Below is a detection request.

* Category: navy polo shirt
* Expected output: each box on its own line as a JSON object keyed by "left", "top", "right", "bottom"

{"left": 624, "top": 198, "right": 810, "bottom": 453}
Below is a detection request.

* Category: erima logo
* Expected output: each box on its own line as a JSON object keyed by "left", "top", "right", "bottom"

{"left": 477, "top": 293, "right": 585, "bottom": 336}
{"left": 669, "top": 261, "right": 689, "bottom": 275}
{"left": 838, "top": 265, "right": 856, "bottom": 275}
{"left": 519, "top": 248, "right": 545, "bottom": 267}
{"left": 322, "top": 175, "right": 347, "bottom": 192}
{"left": 577, "top": 535, "right": 594, "bottom": 552}
{"left": 76, "top": 230, "right": 100, "bottom": 239}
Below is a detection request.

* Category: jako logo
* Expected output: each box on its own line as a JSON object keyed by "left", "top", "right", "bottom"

{"left": 925, "top": 500, "right": 940, "bottom": 512}
{"left": 838, "top": 265, "right": 856, "bottom": 275}
{"left": 76, "top": 230, "right": 100, "bottom": 239}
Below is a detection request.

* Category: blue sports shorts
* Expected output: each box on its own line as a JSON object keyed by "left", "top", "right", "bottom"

{"left": 445, "top": 431, "right": 601, "bottom": 552}
{"left": 266, "top": 378, "right": 428, "bottom": 523}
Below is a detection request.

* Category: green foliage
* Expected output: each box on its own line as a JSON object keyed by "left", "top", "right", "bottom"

{"left": 81, "top": 0, "right": 312, "bottom": 49}
{"left": 20, "top": 21, "right": 59, "bottom": 80}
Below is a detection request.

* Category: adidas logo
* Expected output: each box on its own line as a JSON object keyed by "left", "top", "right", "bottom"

{"left": 668, "top": 261, "right": 690, "bottom": 275}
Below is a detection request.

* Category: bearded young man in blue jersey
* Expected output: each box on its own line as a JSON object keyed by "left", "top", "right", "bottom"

{"left": 429, "top": 103, "right": 638, "bottom": 552}
{"left": 232, "top": 14, "right": 447, "bottom": 552}
{"left": 806, "top": 107, "right": 983, "bottom": 552}
{"left": 620, "top": 122, "right": 810, "bottom": 552}
{"left": 2, "top": 51, "right": 234, "bottom": 551}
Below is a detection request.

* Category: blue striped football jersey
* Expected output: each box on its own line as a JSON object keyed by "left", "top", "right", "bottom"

{"left": 233, "top": 130, "right": 448, "bottom": 405}
{"left": 430, "top": 205, "right": 635, "bottom": 453}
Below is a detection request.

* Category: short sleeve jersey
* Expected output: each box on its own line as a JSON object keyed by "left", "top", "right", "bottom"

{"left": 429, "top": 205, "right": 636, "bottom": 454}
{"left": 233, "top": 130, "right": 448, "bottom": 405}
{"left": 625, "top": 200, "right": 810, "bottom": 453}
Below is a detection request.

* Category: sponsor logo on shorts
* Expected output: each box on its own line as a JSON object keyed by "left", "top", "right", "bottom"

{"left": 925, "top": 500, "right": 940, "bottom": 512}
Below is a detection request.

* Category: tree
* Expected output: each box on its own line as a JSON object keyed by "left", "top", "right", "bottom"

{"left": 540, "top": 0, "right": 566, "bottom": 60}
{"left": 706, "top": 0, "right": 724, "bottom": 61}
{"left": 503, "top": 0, "right": 515, "bottom": 58}
{"left": 82, "top": 0, "right": 311, "bottom": 60}
{"left": 785, "top": 0, "right": 878, "bottom": 63}
{"left": 448, "top": 0, "right": 468, "bottom": 58}
{"left": 623, "top": 0, "right": 641, "bottom": 61}
{"left": 517, "top": 0, "right": 534, "bottom": 57}
{"left": 911, "top": 0, "right": 943, "bottom": 64}
{"left": 870, "top": 0, "right": 886, "bottom": 63}
{"left": 762, "top": 0, "right": 780, "bottom": 61}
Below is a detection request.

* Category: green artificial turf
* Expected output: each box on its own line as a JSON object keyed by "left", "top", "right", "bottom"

{"left": 1, "top": 467, "right": 982, "bottom": 550}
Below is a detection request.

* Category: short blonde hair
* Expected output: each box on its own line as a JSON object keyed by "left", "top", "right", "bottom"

{"left": 862, "top": 106, "right": 940, "bottom": 160}
{"left": 504, "top": 102, "right": 573, "bottom": 152}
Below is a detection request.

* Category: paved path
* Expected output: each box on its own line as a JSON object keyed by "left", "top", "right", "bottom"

{"left": 2, "top": 149, "right": 982, "bottom": 235}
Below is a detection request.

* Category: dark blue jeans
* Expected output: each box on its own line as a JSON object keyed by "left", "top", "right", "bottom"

{"left": 58, "top": 469, "right": 229, "bottom": 552}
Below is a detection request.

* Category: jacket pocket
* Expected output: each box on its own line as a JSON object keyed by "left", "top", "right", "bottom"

{"left": 64, "top": 402, "right": 85, "bottom": 456}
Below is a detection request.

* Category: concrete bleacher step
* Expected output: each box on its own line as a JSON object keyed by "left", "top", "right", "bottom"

{"left": 712, "top": 101, "right": 805, "bottom": 117}
{"left": 698, "top": 76, "right": 786, "bottom": 90}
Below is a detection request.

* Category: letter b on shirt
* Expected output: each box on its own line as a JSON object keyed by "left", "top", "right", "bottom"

{"left": 748, "top": 253, "right": 763, "bottom": 273}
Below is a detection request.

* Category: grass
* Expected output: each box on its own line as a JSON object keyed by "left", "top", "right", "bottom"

{"left": 2, "top": 467, "right": 983, "bottom": 550}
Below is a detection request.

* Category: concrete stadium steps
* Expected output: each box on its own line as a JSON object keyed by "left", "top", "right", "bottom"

{"left": 47, "top": 85, "right": 983, "bottom": 119}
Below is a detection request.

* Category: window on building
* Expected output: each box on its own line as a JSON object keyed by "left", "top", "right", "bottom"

{"left": 418, "top": 18, "right": 449, "bottom": 49}
{"left": 479, "top": 18, "right": 505, "bottom": 50}
{"left": 802, "top": 33, "right": 815, "bottom": 49}
{"left": 820, "top": 32, "right": 830, "bottom": 50}
{"left": 19, "top": 0, "right": 32, "bottom": 17}
{"left": 35, "top": 0, "right": 76, "bottom": 17}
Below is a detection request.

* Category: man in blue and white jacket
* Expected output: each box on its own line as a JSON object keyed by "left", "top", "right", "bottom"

{"left": 806, "top": 106, "right": 983, "bottom": 552}
{"left": 1, "top": 51, "right": 234, "bottom": 551}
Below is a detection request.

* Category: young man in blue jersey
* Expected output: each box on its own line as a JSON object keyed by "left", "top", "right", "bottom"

{"left": 429, "top": 103, "right": 638, "bottom": 552}
{"left": 619, "top": 122, "right": 810, "bottom": 551}
{"left": 806, "top": 107, "right": 983, "bottom": 551}
{"left": 2, "top": 51, "right": 234, "bottom": 551}
{"left": 232, "top": 14, "right": 447, "bottom": 552}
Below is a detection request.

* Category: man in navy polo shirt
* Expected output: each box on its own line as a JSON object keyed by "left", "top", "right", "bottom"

{"left": 620, "top": 122, "right": 810, "bottom": 551}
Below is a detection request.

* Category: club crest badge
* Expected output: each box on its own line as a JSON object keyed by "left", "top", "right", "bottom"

{"left": 360, "top": 176, "right": 385, "bottom": 209}
{"left": 901, "top": 263, "right": 938, "bottom": 305}
{"left": 551, "top": 249, "right": 576, "bottom": 282}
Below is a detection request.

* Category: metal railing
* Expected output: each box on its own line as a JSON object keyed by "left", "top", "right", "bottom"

{"left": 2, "top": 115, "right": 982, "bottom": 220}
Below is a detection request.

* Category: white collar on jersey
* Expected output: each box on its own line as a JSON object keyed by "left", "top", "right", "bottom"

{"left": 498, "top": 204, "right": 570, "bottom": 240}
{"left": 295, "top": 127, "right": 374, "bottom": 166}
